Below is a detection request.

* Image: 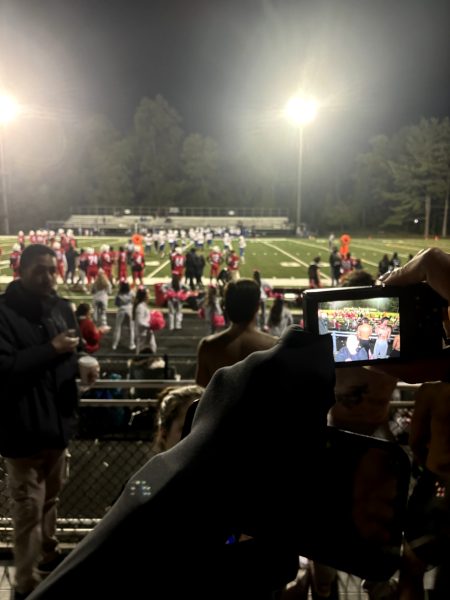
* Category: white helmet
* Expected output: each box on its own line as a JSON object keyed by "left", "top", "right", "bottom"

{"left": 12, "top": 243, "right": 21, "bottom": 252}
{"left": 53, "top": 241, "right": 61, "bottom": 250}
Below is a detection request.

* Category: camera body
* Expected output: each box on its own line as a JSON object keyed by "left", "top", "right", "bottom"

{"left": 302, "top": 283, "right": 447, "bottom": 367}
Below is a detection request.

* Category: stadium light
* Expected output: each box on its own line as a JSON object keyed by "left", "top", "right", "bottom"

{"left": 285, "top": 94, "right": 318, "bottom": 235}
{"left": 0, "top": 93, "right": 21, "bottom": 234}
{"left": 0, "top": 94, "right": 20, "bottom": 125}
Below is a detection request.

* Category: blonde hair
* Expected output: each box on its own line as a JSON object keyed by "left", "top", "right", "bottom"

{"left": 152, "top": 385, "right": 203, "bottom": 453}
{"left": 92, "top": 270, "right": 110, "bottom": 292}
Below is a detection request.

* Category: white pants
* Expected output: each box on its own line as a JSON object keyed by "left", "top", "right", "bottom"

{"left": 112, "top": 307, "right": 135, "bottom": 349}
{"left": 168, "top": 300, "right": 183, "bottom": 330}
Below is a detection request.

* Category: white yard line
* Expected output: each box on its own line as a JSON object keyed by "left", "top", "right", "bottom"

{"left": 147, "top": 259, "right": 171, "bottom": 278}
{"left": 261, "top": 240, "right": 332, "bottom": 283}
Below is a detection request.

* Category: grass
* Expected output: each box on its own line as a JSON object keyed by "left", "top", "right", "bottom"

{"left": 1, "top": 234, "right": 449, "bottom": 305}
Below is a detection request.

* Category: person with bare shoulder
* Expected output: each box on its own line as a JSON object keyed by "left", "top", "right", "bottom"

{"left": 356, "top": 317, "right": 373, "bottom": 357}
{"left": 380, "top": 248, "right": 450, "bottom": 599}
{"left": 409, "top": 382, "right": 450, "bottom": 483}
{"left": 195, "top": 278, "right": 278, "bottom": 387}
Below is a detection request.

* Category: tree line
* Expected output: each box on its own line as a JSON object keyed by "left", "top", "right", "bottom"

{"left": 6, "top": 94, "right": 450, "bottom": 236}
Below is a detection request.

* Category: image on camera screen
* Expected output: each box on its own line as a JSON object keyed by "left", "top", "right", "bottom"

{"left": 317, "top": 296, "right": 400, "bottom": 363}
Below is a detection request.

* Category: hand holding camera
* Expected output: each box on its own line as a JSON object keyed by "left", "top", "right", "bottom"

{"left": 302, "top": 282, "right": 448, "bottom": 369}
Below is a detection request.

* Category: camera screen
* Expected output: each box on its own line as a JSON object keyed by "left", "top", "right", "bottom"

{"left": 316, "top": 296, "right": 400, "bottom": 364}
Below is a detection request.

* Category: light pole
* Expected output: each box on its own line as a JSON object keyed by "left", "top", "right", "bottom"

{"left": 0, "top": 93, "right": 20, "bottom": 235}
{"left": 285, "top": 95, "right": 318, "bottom": 235}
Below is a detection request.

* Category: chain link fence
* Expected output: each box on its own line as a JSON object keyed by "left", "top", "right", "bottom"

{"left": 0, "top": 401, "right": 160, "bottom": 547}
{"left": 0, "top": 385, "right": 418, "bottom": 549}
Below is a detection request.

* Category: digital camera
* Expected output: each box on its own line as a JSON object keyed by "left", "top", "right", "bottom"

{"left": 302, "top": 283, "right": 448, "bottom": 367}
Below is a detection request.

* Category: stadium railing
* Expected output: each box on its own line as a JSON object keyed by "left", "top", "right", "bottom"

{"left": 0, "top": 380, "right": 417, "bottom": 552}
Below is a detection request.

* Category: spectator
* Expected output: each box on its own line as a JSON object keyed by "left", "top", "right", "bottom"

{"left": 199, "top": 285, "right": 225, "bottom": 334}
{"left": 151, "top": 385, "right": 204, "bottom": 454}
{"left": 267, "top": 296, "right": 294, "bottom": 338}
{"left": 340, "top": 269, "right": 375, "bottom": 287}
{"left": 356, "top": 317, "right": 373, "bottom": 357}
{"left": 295, "top": 263, "right": 396, "bottom": 600}
{"left": 133, "top": 287, "right": 156, "bottom": 354}
{"left": 112, "top": 281, "right": 135, "bottom": 351}
{"left": 334, "top": 334, "right": 368, "bottom": 362}
{"left": 379, "top": 247, "right": 450, "bottom": 598}
{"left": 373, "top": 317, "right": 392, "bottom": 359}
{"left": 76, "top": 303, "right": 109, "bottom": 354}
{"left": 318, "top": 311, "right": 329, "bottom": 335}
{"left": 390, "top": 334, "right": 400, "bottom": 358}
{"left": 0, "top": 244, "right": 98, "bottom": 599}
{"left": 253, "top": 270, "right": 271, "bottom": 331}
{"left": 91, "top": 270, "right": 112, "bottom": 327}
{"left": 164, "top": 274, "right": 189, "bottom": 331}
{"left": 195, "top": 278, "right": 277, "bottom": 387}
{"left": 107, "top": 383, "right": 204, "bottom": 509}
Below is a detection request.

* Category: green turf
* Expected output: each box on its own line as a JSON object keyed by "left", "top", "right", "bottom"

{"left": 1, "top": 234, "right": 449, "bottom": 304}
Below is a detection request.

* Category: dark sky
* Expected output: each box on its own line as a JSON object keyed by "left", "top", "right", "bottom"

{"left": 1, "top": 0, "right": 449, "bottom": 164}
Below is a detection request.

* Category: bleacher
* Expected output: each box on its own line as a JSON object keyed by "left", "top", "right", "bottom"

{"left": 58, "top": 206, "right": 291, "bottom": 234}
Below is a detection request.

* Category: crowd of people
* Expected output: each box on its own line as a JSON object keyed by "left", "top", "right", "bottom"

{"left": 8, "top": 226, "right": 248, "bottom": 290}
{"left": 5, "top": 227, "right": 300, "bottom": 354}
{"left": 1, "top": 231, "right": 449, "bottom": 599}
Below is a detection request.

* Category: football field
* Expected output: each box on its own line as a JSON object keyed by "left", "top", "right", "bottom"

{"left": 1, "top": 234, "right": 449, "bottom": 295}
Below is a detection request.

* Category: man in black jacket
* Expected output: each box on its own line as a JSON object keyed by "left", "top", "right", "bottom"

{"left": 0, "top": 244, "right": 94, "bottom": 600}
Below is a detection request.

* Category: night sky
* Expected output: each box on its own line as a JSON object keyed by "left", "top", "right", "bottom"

{"left": 1, "top": 0, "right": 449, "bottom": 164}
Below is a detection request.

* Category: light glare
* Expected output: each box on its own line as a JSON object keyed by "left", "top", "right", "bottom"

{"left": 0, "top": 94, "right": 20, "bottom": 125}
{"left": 285, "top": 96, "right": 318, "bottom": 126}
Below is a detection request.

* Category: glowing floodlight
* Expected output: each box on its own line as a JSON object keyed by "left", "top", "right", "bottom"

{"left": 0, "top": 94, "right": 20, "bottom": 125}
{"left": 285, "top": 95, "right": 318, "bottom": 126}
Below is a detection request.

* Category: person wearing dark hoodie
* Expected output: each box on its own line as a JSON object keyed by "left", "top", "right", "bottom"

{"left": 0, "top": 244, "right": 98, "bottom": 600}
